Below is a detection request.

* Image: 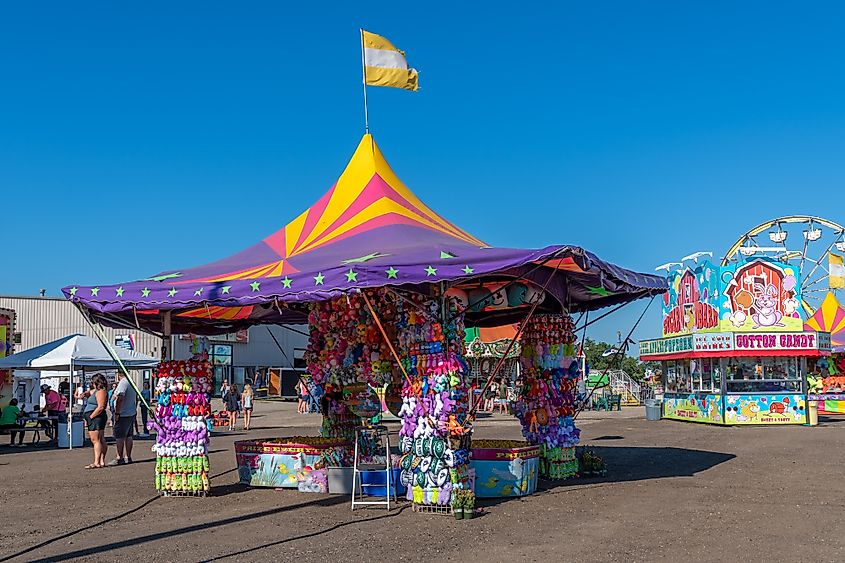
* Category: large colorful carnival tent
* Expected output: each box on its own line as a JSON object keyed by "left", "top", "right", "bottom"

{"left": 804, "top": 291, "right": 845, "bottom": 352}
{"left": 64, "top": 135, "right": 667, "bottom": 330}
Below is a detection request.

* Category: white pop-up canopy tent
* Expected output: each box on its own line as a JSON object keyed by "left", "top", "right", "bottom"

{"left": 0, "top": 334, "right": 158, "bottom": 448}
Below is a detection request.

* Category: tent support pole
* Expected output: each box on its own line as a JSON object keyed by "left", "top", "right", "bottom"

{"left": 361, "top": 291, "right": 412, "bottom": 386}
{"left": 68, "top": 359, "right": 73, "bottom": 450}
{"left": 574, "top": 295, "right": 655, "bottom": 420}
{"left": 466, "top": 265, "right": 559, "bottom": 421}
{"left": 72, "top": 302, "right": 158, "bottom": 424}
{"left": 162, "top": 311, "right": 172, "bottom": 361}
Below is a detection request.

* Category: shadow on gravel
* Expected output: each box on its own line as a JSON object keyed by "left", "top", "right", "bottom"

{"left": 23, "top": 496, "right": 351, "bottom": 563}
{"left": 818, "top": 415, "right": 845, "bottom": 426}
{"left": 0, "top": 495, "right": 162, "bottom": 563}
{"left": 200, "top": 505, "right": 410, "bottom": 562}
{"left": 478, "top": 446, "right": 734, "bottom": 508}
{"left": 1, "top": 465, "right": 255, "bottom": 562}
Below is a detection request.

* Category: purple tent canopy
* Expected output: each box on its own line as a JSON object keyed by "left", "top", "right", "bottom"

{"left": 64, "top": 135, "right": 667, "bottom": 334}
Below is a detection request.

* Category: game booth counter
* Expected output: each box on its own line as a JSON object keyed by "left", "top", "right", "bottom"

{"left": 641, "top": 255, "right": 833, "bottom": 426}
{"left": 65, "top": 134, "right": 667, "bottom": 511}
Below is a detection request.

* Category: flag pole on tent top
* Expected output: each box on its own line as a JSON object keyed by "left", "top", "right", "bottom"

{"left": 360, "top": 28, "right": 370, "bottom": 133}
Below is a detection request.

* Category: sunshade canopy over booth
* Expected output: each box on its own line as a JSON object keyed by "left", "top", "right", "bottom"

{"left": 64, "top": 135, "right": 667, "bottom": 333}
{"left": 0, "top": 334, "right": 159, "bottom": 371}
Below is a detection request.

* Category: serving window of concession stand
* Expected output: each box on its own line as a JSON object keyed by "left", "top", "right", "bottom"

{"left": 642, "top": 331, "right": 830, "bottom": 425}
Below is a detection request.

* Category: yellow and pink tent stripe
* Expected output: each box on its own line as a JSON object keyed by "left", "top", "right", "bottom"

{"left": 804, "top": 292, "right": 845, "bottom": 351}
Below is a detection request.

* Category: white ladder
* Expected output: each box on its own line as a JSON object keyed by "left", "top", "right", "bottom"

{"left": 351, "top": 425, "right": 396, "bottom": 511}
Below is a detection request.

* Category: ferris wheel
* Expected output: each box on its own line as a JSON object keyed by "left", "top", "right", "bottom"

{"left": 723, "top": 216, "right": 845, "bottom": 316}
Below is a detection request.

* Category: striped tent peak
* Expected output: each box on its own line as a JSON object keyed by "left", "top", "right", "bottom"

{"left": 262, "top": 134, "right": 486, "bottom": 258}
{"left": 805, "top": 291, "right": 845, "bottom": 335}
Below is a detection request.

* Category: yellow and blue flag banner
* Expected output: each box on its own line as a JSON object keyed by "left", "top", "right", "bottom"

{"left": 830, "top": 252, "right": 845, "bottom": 289}
{"left": 362, "top": 30, "right": 419, "bottom": 92}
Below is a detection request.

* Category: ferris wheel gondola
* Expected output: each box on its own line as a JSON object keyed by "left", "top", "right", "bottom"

{"left": 723, "top": 216, "right": 845, "bottom": 317}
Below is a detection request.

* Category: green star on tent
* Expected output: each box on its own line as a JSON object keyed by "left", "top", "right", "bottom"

{"left": 144, "top": 272, "right": 182, "bottom": 282}
{"left": 250, "top": 281, "right": 261, "bottom": 292}
{"left": 69, "top": 287, "right": 78, "bottom": 296}
{"left": 221, "top": 286, "right": 231, "bottom": 294}
{"left": 385, "top": 267, "right": 398, "bottom": 279}
{"left": 194, "top": 288, "right": 204, "bottom": 296}
{"left": 168, "top": 288, "right": 178, "bottom": 297}
{"left": 341, "top": 252, "right": 389, "bottom": 264}
{"left": 586, "top": 285, "right": 614, "bottom": 297}
{"left": 345, "top": 269, "right": 358, "bottom": 282}
{"left": 462, "top": 265, "right": 475, "bottom": 274}
{"left": 425, "top": 266, "right": 437, "bottom": 277}
{"left": 115, "top": 287, "right": 124, "bottom": 297}
{"left": 282, "top": 276, "right": 292, "bottom": 288}
{"left": 314, "top": 273, "right": 325, "bottom": 285}
{"left": 440, "top": 251, "right": 456, "bottom": 259}
{"left": 141, "top": 287, "right": 151, "bottom": 297}
{"left": 90, "top": 288, "right": 99, "bottom": 297}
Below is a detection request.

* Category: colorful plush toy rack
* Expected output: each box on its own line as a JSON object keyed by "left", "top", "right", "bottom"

{"left": 303, "top": 287, "right": 473, "bottom": 510}
{"left": 394, "top": 291, "right": 473, "bottom": 509}
{"left": 150, "top": 357, "right": 213, "bottom": 496}
{"left": 512, "top": 314, "right": 581, "bottom": 479}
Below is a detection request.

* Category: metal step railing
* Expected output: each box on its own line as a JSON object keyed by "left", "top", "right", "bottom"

{"left": 607, "top": 369, "right": 648, "bottom": 405}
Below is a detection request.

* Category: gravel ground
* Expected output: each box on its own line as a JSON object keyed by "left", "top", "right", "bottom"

{"left": 1, "top": 401, "right": 843, "bottom": 562}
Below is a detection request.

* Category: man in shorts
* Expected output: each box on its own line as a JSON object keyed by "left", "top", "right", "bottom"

{"left": 109, "top": 372, "right": 137, "bottom": 465}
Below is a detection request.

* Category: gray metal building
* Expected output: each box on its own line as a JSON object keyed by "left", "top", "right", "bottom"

{"left": 0, "top": 296, "right": 162, "bottom": 356}
{"left": 0, "top": 295, "right": 308, "bottom": 396}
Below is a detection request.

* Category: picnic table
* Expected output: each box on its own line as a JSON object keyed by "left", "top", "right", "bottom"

{"left": 591, "top": 394, "right": 622, "bottom": 411}
{"left": 17, "top": 416, "right": 58, "bottom": 445}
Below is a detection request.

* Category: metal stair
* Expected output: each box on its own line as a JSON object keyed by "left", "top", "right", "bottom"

{"left": 607, "top": 369, "right": 652, "bottom": 406}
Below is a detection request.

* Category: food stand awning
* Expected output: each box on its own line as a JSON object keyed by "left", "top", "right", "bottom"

{"left": 64, "top": 135, "right": 667, "bottom": 334}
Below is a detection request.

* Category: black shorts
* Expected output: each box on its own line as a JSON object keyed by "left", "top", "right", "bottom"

{"left": 113, "top": 416, "right": 134, "bottom": 439}
{"left": 85, "top": 412, "right": 108, "bottom": 431}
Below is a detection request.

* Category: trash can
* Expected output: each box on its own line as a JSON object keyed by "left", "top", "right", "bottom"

{"left": 58, "top": 421, "right": 85, "bottom": 448}
{"left": 808, "top": 400, "right": 819, "bottom": 426}
{"left": 644, "top": 399, "right": 662, "bottom": 421}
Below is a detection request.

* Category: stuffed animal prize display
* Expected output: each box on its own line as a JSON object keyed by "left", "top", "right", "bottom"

{"left": 304, "top": 291, "right": 397, "bottom": 439}
{"left": 303, "top": 287, "right": 473, "bottom": 508}
{"left": 512, "top": 314, "right": 581, "bottom": 479}
{"left": 149, "top": 358, "right": 213, "bottom": 495}
{"left": 395, "top": 291, "right": 473, "bottom": 508}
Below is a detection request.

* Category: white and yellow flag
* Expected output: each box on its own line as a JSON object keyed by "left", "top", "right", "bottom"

{"left": 362, "top": 30, "right": 419, "bottom": 92}
{"left": 830, "top": 252, "right": 845, "bottom": 289}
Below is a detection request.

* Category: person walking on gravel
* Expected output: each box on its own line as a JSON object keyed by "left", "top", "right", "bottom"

{"left": 223, "top": 384, "right": 240, "bottom": 431}
{"left": 242, "top": 384, "right": 255, "bottom": 430}
{"left": 109, "top": 372, "right": 137, "bottom": 466}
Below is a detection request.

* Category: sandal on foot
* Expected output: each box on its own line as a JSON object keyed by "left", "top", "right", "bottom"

{"left": 106, "top": 458, "right": 126, "bottom": 466}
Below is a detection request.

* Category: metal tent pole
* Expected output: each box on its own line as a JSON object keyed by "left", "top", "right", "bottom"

{"left": 68, "top": 359, "right": 74, "bottom": 450}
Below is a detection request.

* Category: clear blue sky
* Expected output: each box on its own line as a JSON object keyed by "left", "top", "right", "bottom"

{"left": 2, "top": 1, "right": 844, "bottom": 345}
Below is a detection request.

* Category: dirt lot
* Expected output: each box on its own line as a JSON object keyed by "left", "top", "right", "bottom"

{"left": 1, "top": 401, "right": 843, "bottom": 562}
